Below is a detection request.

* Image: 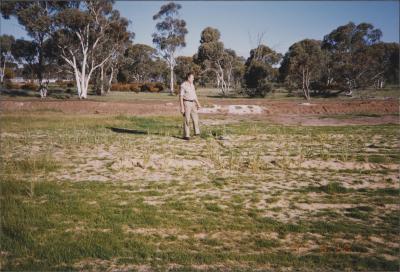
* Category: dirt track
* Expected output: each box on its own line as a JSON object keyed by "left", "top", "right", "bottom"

{"left": 0, "top": 98, "right": 398, "bottom": 125}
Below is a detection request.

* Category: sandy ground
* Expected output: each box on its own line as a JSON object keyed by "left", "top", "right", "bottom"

{"left": 1, "top": 97, "right": 399, "bottom": 270}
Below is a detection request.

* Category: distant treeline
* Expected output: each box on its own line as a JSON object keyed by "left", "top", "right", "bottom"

{"left": 0, "top": 1, "right": 398, "bottom": 99}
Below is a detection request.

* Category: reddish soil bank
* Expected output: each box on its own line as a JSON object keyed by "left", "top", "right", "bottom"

{"left": 0, "top": 98, "right": 398, "bottom": 116}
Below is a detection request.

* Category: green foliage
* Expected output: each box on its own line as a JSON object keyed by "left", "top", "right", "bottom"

{"left": 111, "top": 82, "right": 166, "bottom": 93}
{"left": 175, "top": 56, "right": 201, "bottom": 85}
{"left": 241, "top": 45, "right": 281, "bottom": 97}
{"left": 244, "top": 61, "right": 268, "bottom": 89}
{"left": 279, "top": 39, "right": 323, "bottom": 100}
{"left": 21, "top": 82, "right": 39, "bottom": 90}
{"left": 152, "top": 2, "right": 188, "bottom": 93}
{"left": 321, "top": 22, "right": 386, "bottom": 92}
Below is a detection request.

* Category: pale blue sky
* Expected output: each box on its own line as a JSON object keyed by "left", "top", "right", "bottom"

{"left": 1, "top": 1, "right": 399, "bottom": 58}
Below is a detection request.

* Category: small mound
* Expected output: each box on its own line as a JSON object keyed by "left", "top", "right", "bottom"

{"left": 227, "top": 105, "right": 263, "bottom": 115}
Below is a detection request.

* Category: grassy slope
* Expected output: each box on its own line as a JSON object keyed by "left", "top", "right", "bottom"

{"left": 0, "top": 113, "right": 399, "bottom": 271}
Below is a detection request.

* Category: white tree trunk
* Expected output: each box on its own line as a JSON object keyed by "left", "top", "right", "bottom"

{"left": 59, "top": 20, "right": 114, "bottom": 100}
{"left": 302, "top": 67, "right": 310, "bottom": 100}
{"left": 100, "top": 64, "right": 104, "bottom": 95}
{"left": 216, "top": 62, "right": 227, "bottom": 96}
{"left": 226, "top": 64, "right": 233, "bottom": 93}
{"left": 0, "top": 58, "right": 6, "bottom": 83}
{"left": 80, "top": 47, "right": 88, "bottom": 99}
{"left": 170, "top": 64, "right": 174, "bottom": 95}
{"left": 74, "top": 70, "right": 82, "bottom": 97}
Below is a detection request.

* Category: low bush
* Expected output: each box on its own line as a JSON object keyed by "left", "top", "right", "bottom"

{"left": 56, "top": 80, "right": 75, "bottom": 88}
{"left": 111, "top": 83, "right": 135, "bottom": 92}
{"left": 3, "top": 81, "right": 20, "bottom": 89}
{"left": 21, "top": 82, "right": 39, "bottom": 90}
{"left": 140, "top": 82, "right": 164, "bottom": 92}
{"left": 111, "top": 82, "right": 166, "bottom": 92}
{"left": 129, "top": 83, "right": 141, "bottom": 92}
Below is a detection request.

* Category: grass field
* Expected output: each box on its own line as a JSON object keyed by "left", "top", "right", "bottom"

{"left": 0, "top": 111, "right": 399, "bottom": 271}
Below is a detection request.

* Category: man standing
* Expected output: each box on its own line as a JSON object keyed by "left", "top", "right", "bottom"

{"left": 179, "top": 72, "right": 201, "bottom": 140}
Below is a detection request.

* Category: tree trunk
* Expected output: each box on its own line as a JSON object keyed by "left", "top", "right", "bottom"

{"left": 216, "top": 63, "right": 227, "bottom": 96}
{"left": 305, "top": 68, "right": 311, "bottom": 100}
{"left": 59, "top": 21, "right": 115, "bottom": 100}
{"left": 106, "top": 67, "right": 114, "bottom": 93}
{"left": 100, "top": 64, "right": 104, "bottom": 95}
{"left": 226, "top": 66, "right": 232, "bottom": 94}
{"left": 302, "top": 68, "right": 307, "bottom": 100}
{"left": 67, "top": 53, "right": 111, "bottom": 99}
{"left": 0, "top": 58, "right": 6, "bottom": 83}
{"left": 169, "top": 64, "right": 174, "bottom": 95}
{"left": 80, "top": 50, "right": 88, "bottom": 99}
{"left": 81, "top": 75, "right": 90, "bottom": 99}
{"left": 74, "top": 66, "right": 82, "bottom": 97}
{"left": 38, "top": 42, "right": 45, "bottom": 98}
{"left": 345, "top": 78, "right": 353, "bottom": 96}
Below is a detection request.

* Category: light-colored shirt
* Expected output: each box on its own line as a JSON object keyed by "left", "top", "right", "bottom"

{"left": 180, "top": 81, "right": 197, "bottom": 101}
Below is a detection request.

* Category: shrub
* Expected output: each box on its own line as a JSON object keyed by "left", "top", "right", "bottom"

{"left": 129, "top": 83, "right": 141, "bottom": 93}
{"left": 3, "top": 67, "right": 15, "bottom": 80}
{"left": 140, "top": 83, "right": 151, "bottom": 92}
{"left": 4, "top": 80, "right": 19, "bottom": 89}
{"left": 56, "top": 80, "right": 75, "bottom": 88}
{"left": 140, "top": 82, "right": 164, "bottom": 92}
{"left": 256, "top": 79, "right": 272, "bottom": 97}
{"left": 21, "top": 82, "right": 39, "bottom": 90}
{"left": 56, "top": 80, "right": 66, "bottom": 86}
{"left": 244, "top": 61, "right": 268, "bottom": 89}
{"left": 111, "top": 83, "right": 133, "bottom": 92}
{"left": 165, "top": 83, "right": 180, "bottom": 95}
{"left": 239, "top": 79, "right": 272, "bottom": 98}
{"left": 155, "top": 82, "right": 164, "bottom": 92}
{"left": 111, "top": 82, "right": 166, "bottom": 92}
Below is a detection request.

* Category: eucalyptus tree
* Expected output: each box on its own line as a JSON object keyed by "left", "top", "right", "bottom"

{"left": 54, "top": 0, "right": 132, "bottom": 99}
{"left": 0, "top": 35, "right": 15, "bottom": 84}
{"left": 279, "top": 39, "right": 323, "bottom": 100}
{"left": 1, "top": 1, "right": 76, "bottom": 97}
{"left": 150, "top": 59, "right": 170, "bottom": 84}
{"left": 382, "top": 43, "right": 399, "bottom": 85}
{"left": 152, "top": 2, "right": 188, "bottom": 94}
{"left": 367, "top": 42, "right": 399, "bottom": 88}
{"left": 322, "top": 22, "right": 382, "bottom": 95}
{"left": 92, "top": 9, "right": 133, "bottom": 95}
{"left": 231, "top": 55, "right": 246, "bottom": 89}
{"left": 174, "top": 56, "right": 201, "bottom": 84}
{"left": 196, "top": 27, "right": 240, "bottom": 95}
{"left": 11, "top": 38, "right": 56, "bottom": 97}
{"left": 243, "top": 44, "right": 282, "bottom": 97}
{"left": 120, "top": 44, "right": 158, "bottom": 83}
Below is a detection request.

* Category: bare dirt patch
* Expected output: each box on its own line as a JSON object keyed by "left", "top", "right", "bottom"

{"left": 1, "top": 99, "right": 397, "bottom": 126}
{"left": 265, "top": 114, "right": 398, "bottom": 126}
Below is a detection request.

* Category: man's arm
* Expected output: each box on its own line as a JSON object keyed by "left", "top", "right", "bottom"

{"left": 195, "top": 97, "right": 201, "bottom": 109}
{"left": 179, "top": 94, "right": 184, "bottom": 114}
{"left": 179, "top": 83, "right": 185, "bottom": 114}
{"left": 194, "top": 89, "right": 201, "bottom": 108}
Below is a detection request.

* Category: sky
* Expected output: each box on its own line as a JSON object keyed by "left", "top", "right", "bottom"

{"left": 1, "top": 0, "right": 399, "bottom": 59}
